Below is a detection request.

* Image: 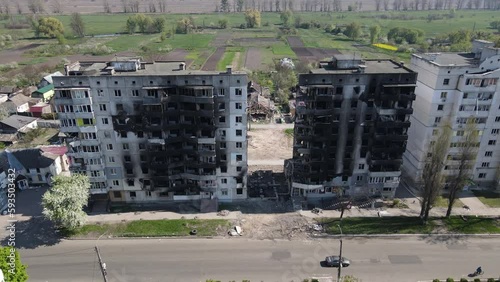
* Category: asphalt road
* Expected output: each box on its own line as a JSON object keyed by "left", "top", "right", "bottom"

{"left": 18, "top": 237, "right": 500, "bottom": 282}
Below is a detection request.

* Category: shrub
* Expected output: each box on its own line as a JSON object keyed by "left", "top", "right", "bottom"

{"left": 486, "top": 279, "right": 495, "bottom": 282}
{"left": 460, "top": 279, "right": 468, "bottom": 282}
{"left": 446, "top": 278, "right": 454, "bottom": 282}
{"left": 432, "top": 279, "right": 441, "bottom": 282}
{"left": 474, "top": 279, "right": 480, "bottom": 282}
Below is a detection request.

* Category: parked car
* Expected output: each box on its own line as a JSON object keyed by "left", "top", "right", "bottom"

{"left": 325, "top": 256, "right": 351, "bottom": 267}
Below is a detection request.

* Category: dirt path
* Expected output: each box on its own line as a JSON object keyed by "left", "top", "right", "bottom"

{"left": 231, "top": 51, "right": 241, "bottom": 69}
{"left": 201, "top": 46, "right": 225, "bottom": 71}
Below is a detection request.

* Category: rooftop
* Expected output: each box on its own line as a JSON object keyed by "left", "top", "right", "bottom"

{"left": 65, "top": 59, "right": 245, "bottom": 77}
{"left": 0, "top": 115, "right": 38, "bottom": 130}
{"left": 33, "top": 84, "right": 54, "bottom": 94}
{"left": 310, "top": 59, "right": 413, "bottom": 74}
{"left": 9, "top": 148, "right": 59, "bottom": 169}
{"left": 413, "top": 52, "right": 477, "bottom": 67}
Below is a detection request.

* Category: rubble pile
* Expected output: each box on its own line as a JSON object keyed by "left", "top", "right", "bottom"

{"left": 235, "top": 213, "right": 313, "bottom": 240}
{"left": 217, "top": 210, "right": 230, "bottom": 216}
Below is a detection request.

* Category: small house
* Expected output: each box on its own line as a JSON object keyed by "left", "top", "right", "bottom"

{"left": 31, "top": 84, "right": 55, "bottom": 103}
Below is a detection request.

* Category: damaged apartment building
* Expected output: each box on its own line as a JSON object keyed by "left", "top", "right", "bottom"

{"left": 285, "top": 55, "right": 417, "bottom": 202}
{"left": 54, "top": 58, "right": 248, "bottom": 203}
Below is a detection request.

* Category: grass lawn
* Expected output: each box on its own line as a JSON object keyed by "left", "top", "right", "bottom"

{"left": 433, "top": 196, "right": 463, "bottom": 208}
{"left": 443, "top": 216, "right": 500, "bottom": 234}
{"left": 318, "top": 217, "right": 435, "bottom": 235}
{"left": 164, "top": 33, "right": 215, "bottom": 50}
{"left": 471, "top": 190, "right": 500, "bottom": 208}
{"left": 187, "top": 48, "right": 215, "bottom": 69}
{"left": 271, "top": 43, "right": 297, "bottom": 58}
{"left": 216, "top": 46, "right": 244, "bottom": 71}
{"left": 70, "top": 219, "right": 230, "bottom": 238}
{"left": 105, "top": 34, "right": 157, "bottom": 52}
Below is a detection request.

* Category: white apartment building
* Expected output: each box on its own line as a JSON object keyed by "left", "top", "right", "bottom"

{"left": 54, "top": 59, "right": 248, "bottom": 203}
{"left": 403, "top": 40, "right": 500, "bottom": 188}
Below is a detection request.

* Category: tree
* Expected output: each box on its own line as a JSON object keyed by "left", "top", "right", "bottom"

{"left": 37, "top": 17, "right": 64, "bottom": 38}
{"left": 152, "top": 17, "right": 165, "bottom": 33}
{"left": 271, "top": 60, "right": 297, "bottom": 107}
{"left": 420, "top": 123, "right": 452, "bottom": 223}
{"left": 158, "top": 0, "right": 166, "bottom": 12}
{"left": 280, "top": 9, "right": 293, "bottom": 27}
{"left": 70, "top": 13, "right": 85, "bottom": 37}
{"left": 176, "top": 17, "right": 195, "bottom": 34}
{"left": 42, "top": 174, "right": 91, "bottom": 230}
{"left": 369, "top": 24, "right": 381, "bottom": 43}
{"left": 344, "top": 22, "right": 361, "bottom": 40}
{"left": 445, "top": 118, "right": 478, "bottom": 217}
{"left": 220, "top": 0, "right": 230, "bottom": 12}
{"left": 236, "top": 0, "right": 245, "bottom": 11}
{"left": 0, "top": 247, "right": 28, "bottom": 282}
{"left": 244, "top": 9, "right": 261, "bottom": 28}
{"left": 135, "top": 14, "right": 151, "bottom": 33}
{"left": 28, "top": 0, "right": 44, "bottom": 13}
{"left": 125, "top": 16, "right": 137, "bottom": 33}
{"left": 218, "top": 18, "right": 228, "bottom": 29}
{"left": 103, "top": 0, "right": 112, "bottom": 13}
{"left": 51, "top": 0, "right": 62, "bottom": 13}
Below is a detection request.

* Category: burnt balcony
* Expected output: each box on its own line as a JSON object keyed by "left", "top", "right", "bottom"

{"left": 374, "top": 134, "right": 408, "bottom": 141}
{"left": 376, "top": 121, "right": 411, "bottom": 128}
{"left": 398, "top": 93, "right": 416, "bottom": 101}
{"left": 395, "top": 107, "right": 413, "bottom": 115}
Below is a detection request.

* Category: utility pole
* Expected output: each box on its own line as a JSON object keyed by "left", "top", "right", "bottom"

{"left": 337, "top": 224, "right": 343, "bottom": 282}
{"left": 95, "top": 246, "right": 108, "bottom": 282}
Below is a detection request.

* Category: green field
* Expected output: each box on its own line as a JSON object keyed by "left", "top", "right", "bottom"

{"left": 318, "top": 216, "right": 500, "bottom": 235}
{"left": 69, "top": 219, "right": 230, "bottom": 238}
{"left": 0, "top": 10, "right": 499, "bottom": 84}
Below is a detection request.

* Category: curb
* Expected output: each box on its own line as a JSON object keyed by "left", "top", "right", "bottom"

{"left": 64, "top": 233, "right": 500, "bottom": 240}
{"left": 65, "top": 235, "right": 224, "bottom": 240}
{"left": 312, "top": 233, "right": 500, "bottom": 239}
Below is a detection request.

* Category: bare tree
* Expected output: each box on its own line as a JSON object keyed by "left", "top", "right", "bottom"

{"left": 2, "top": 1, "right": 10, "bottom": 14}
{"left": 445, "top": 118, "right": 478, "bottom": 217}
{"left": 473, "top": 0, "right": 481, "bottom": 8}
{"left": 16, "top": 2, "right": 22, "bottom": 14}
{"left": 456, "top": 0, "right": 465, "bottom": 8}
{"left": 415, "top": 0, "right": 421, "bottom": 9}
{"left": 28, "top": 0, "right": 45, "bottom": 14}
{"left": 52, "top": 0, "right": 62, "bottom": 13}
{"left": 383, "top": 0, "right": 390, "bottom": 10}
{"left": 420, "top": 123, "right": 452, "bottom": 223}
{"left": 375, "top": 0, "right": 382, "bottom": 10}
{"left": 158, "top": 0, "right": 166, "bottom": 12}
{"left": 103, "top": 0, "right": 112, "bottom": 13}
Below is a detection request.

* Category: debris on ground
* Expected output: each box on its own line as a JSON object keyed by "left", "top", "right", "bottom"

{"left": 234, "top": 213, "right": 313, "bottom": 240}
{"left": 311, "top": 224, "right": 323, "bottom": 231}
{"left": 217, "top": 210, "right": 230, "bottom": 216}
{"left": 312, "top": 208, "right": 323, "bottom": 214}
{"left": 229, "top": 225, "right": 243, "bottom": 236}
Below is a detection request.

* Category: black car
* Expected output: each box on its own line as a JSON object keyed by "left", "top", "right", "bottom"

{"left": 325, "top": 256, "right": 351, "bottom": 267}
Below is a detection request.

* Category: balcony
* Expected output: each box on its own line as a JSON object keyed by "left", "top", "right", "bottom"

{"left": 79, "top": 126, "right": 97, "bottom": 133}
{"left": 374, "top": 134, "right": 408, "bottom": 141}
{"left": 89, "top": 188, "right": 108, "bottom": 195}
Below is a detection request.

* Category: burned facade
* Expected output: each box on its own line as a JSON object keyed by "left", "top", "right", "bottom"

{"left": 286, "top": 56, "right": 417, "bottom": 201}
{"left": 54, "top": 59, "right": 248, "bottom": 203}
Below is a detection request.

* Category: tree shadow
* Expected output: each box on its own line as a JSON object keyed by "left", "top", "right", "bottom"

{"left": 2, "top": 217, "right": 62, "bottom": 249}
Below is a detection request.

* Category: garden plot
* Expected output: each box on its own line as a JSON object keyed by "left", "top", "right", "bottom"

{"left": 201, "top": 47, "right": 225, "bottom": 71}
{"left": 244, "top": 47, "right": 265, "bottom": 70}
